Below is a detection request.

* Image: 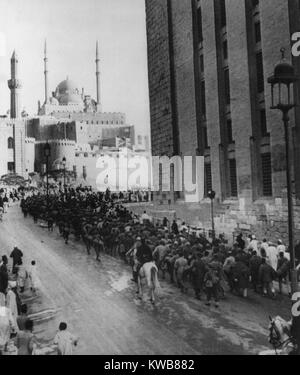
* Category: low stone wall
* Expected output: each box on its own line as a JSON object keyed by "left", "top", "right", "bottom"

{"left": 127, "top": 198, "right": 300, "bottom": 246}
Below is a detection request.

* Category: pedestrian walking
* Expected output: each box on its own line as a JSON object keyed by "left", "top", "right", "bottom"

{"left": 10, "top": 246, "right": 23, "bottom": 274}
{"left": 204, "top": 263, "right": 221, "bottom": 308}
{"left": 266, "top": 242, "right": 278, "bottom": 271}
{"left": 277, "top": 252, "right": 290, "bottom": 295}
{"left": 174, "top": 252, "right": 188, "bottom": 292}
{"left": 191, "top": 253, "right": 206, "bottom": 300}
{"left": 28, "top": 261, "right": 39, "bottom": 294}
{"left": 0, "top": 256, "right": 9, "bottom": 294}
{"left": 16, "top": 260, "right": 27, "bottom": 293}
{"left": 6, "top": 282, "right": 18, "bottom": 328}
{"left": 249, "top": 251, "right": 262, "bottom": 293}
{"left": 53, "top": 322, "right": 78, "bottom": 355}
{"left": 231, "top": 258, "right": 250, "bottom": 298}
{"left": 258, "top": 257, "right": 277, "bottom": 298}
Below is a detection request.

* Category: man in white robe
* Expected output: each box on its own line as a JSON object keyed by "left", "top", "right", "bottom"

{"left": 53, "top": 322, "right": 78, "bottom": 355}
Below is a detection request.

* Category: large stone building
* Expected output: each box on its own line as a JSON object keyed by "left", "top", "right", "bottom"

{"left": 0, "top": 42, "right": 140, "bottom": 187}
{"left": 145, "top": 0, "right": 300, "bottom": 242}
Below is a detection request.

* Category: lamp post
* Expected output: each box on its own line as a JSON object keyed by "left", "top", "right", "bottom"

{"left": 43, "top": 142, "right": 51, "bottom": 211}
{"left": 268, "top": 48, "right": 299, "bottom": 293}
{"left": 208, "top": 190, "right": 216, "bottom": 242}
{"left": 62, "top": 156, "right": 66, "bottom": 194}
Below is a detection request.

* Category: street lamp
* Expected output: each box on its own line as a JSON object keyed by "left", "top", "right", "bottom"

{"left": 208, "top": 190, "right": 216, "bottom": 242}
{"left": 43, "top": 142, "right": 51, "bottom": 210}
{"left": 268, "top": 48, "right": 299, "bottom": 293}
{"left": 62, "top": 156, "right": 66, "bottom": 193}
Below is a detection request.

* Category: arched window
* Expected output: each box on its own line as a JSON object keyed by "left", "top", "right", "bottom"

{"left": 8, "top": 137, "right": 14, "bottom": 149}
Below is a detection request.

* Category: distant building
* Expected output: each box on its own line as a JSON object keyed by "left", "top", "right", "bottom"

{"left": 0, "top": 41, "right": 136, "bottom": 186}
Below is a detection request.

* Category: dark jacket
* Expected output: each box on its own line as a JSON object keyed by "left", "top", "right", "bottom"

{"left": 191, "top": 258, "right": 206, "bottom": 289}
{"left": 136, "top": 244, "right": 153, "bottom": 265}
{"left": 277, "top": 257, "right": 290, "bottom": 278}
{"left": 236, "top": 236, "right": 245, "bottom": 250}
{"left": 232, "top": 261, "right": 250, "bottom": 289}
{"left": 0, "top": 263, "right": 8, "bottom": 293}
{"left": 10, "top": 248, "right": 23, "bottom": 265}
{"left": 259, "top": 263, "right": 277, "bottom": 284}
{"left": 249, "top": 255, "right": 262, "bottom": 276}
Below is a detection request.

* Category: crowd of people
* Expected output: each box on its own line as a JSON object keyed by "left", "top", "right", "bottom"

{"left": 1, "top": 184, "right": 300, "bottom": 354}
{"left": 0, "top": 245, "right": 79, "bottom": 355}
{"left": 0, "top": 187, "right": 22, "bottom": 221}
{"left": 19, "top": 187, "right": 300, "bottom": 309}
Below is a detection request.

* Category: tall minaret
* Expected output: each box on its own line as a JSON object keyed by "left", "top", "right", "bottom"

{"left": 8, "top": 50, "right": 22, "bottom": 119}
{"left": 44, "top": 39, "right": 49, "bottom": 104}
{"left": 96, "top": 40, "right": 101, "bottom": 111}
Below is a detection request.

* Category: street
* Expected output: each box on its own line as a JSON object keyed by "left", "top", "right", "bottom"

{"left": 0, "top": 204, "right": 291, "bottom": 355}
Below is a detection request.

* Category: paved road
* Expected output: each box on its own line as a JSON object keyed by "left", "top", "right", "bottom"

{"left": 0, "top": 204, "right": 291, "bottom": 355}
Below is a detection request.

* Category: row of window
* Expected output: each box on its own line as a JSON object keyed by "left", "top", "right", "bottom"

{"left": 196, "top": 2, "right": 266, "bottom": 144}
{"left": 204, "top": 152, "right": 273, "bottom": 198}
{"left": 84, "top": 120, "right": 124, "bottom": 125}
{"left": 75, "top": 153, "right": 97, "bottom": 158}
{"left": 197, "top": 0, "right": 272, "bottom": 198}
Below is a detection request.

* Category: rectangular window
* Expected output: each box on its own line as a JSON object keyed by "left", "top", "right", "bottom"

{"left": 224, "top": 68, "right": 230, "bottom": 104}
{"left": 256, "top": 51, "right": 264, "bottom": 93}
{"left": 223, "top": 40, "right": 228, "bottom": 60}
{"left": 261, "top": 153, "right": 273, "bottom": 196}
{"left": 229, "top": 159, "right": 238, "bottom": 197}
{"left": 227, "top": 119, "right": 233, "bottom": 143}
{"left": 197, "top": 7, "right": 203, "bottom": 42}
{"left": 200, "top": 80, "right": 206, "bottom": 116}
{"left": 254, "top": 22, "right": 261, "bottom": 43}
{"left": 260, "top": 109, "right": 268, "bottom": 136}
{"left": 7, "top": 162, "right": 15, "bottom": 173}
{"left": 200, "top": 54, "right": 204, "bottom": 73}
{"left": 203, "top": 127, "right": 209, "bottom": 149}
{"left": 220, "top": 0, "right": 227, "bottom": 28}
{"left": 205, "top": 163, "right": 212, "bottom": 197}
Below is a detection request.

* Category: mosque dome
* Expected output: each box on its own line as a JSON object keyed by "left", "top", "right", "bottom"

{"left": 56, "top": 77, "right": 83, "bottom": 105}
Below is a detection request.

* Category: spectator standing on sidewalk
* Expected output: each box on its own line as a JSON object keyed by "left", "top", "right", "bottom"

{"left": 28, "top": 261, "right": 39, "bottom": 294}
{"left": 10, "top": 246, "right": 23, "bottom": 274}
{"left": 53, "top": 322, "right": 78, "bottom": 355}
{"left": 0, "top": 256, "right": 8, "bottom": 294}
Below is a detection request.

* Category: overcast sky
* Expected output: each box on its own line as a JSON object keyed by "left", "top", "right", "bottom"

{"left": 0, "top": 0, "right": 150, "bottom": 137}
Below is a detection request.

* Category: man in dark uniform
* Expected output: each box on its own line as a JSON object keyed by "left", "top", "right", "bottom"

{"left": 10, "top": 246, "right": 23, "bottom": 274}
{"left": 0, "top": 255, "right": 9, "bottom": 294}
{"left": 136, "top": 238, "right": 153, "bottom": 267}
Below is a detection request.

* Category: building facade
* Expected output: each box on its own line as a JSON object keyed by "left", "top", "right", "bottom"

{"left": 145, "top": 0, "right": 300, "bottom": 241}
{"left": 0, "top": 42, "right": 142, "bottom": 188}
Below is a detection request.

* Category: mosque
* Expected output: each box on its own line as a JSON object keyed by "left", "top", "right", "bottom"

{"left": 0, "top": 42, "right": 149, "bottom": 186}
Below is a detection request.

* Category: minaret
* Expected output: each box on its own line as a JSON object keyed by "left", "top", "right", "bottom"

{"left": 44, "top": 39, "right": 49, "bottom": 104}
{"left": 8, "top": 50, "right": 22, "bottom": 119}
{"left": 96, "top": 41, "right": 101, "bottom": 111}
